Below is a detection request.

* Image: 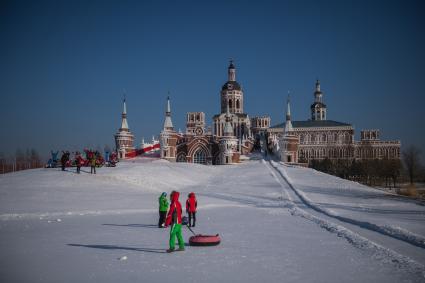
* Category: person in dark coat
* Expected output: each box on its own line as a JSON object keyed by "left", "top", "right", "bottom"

{"left": 75, "top": 152, "right": 82, "bottom": 174}
{"left": 60, "top": 151, "right": 69, "bottom": 171}
{"left": 186, "top": 192, "right": 197, "bottom": 227}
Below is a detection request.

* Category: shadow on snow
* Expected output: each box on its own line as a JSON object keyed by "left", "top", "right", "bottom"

{"left": 102, "top": 223, "right": 158, "bottom": 228}
{"left": 67, "top": 243, "right": 167, "bottom": 254}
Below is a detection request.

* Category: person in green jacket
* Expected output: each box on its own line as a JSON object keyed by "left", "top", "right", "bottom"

{"left": 158, "top": 192, "right": 169, "bottom": 228}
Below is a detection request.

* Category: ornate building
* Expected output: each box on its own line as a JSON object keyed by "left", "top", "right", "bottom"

{"left": 114, "top": 62, "right": 401, "bottom": 165}
{"left": 114, "top": 98, "right": 135, "bottom": 159}
{"left": 268, "top": 80, "right": 400, "bottom": 163}
{"left": 159, "top": 61, "right": 255, "bottom": 165}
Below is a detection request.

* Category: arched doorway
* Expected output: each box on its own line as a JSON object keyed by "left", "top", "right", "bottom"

{"left": 193, "top": 149, "right": 207, "bottom": 164}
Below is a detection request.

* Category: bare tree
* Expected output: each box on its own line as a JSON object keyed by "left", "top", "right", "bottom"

{"left": 402, "top": 145, "right": 422, "bottom": 184}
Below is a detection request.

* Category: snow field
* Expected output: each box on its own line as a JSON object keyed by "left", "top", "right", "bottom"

{"left": 1, "top": 158, "right": 425, "bottom": 282}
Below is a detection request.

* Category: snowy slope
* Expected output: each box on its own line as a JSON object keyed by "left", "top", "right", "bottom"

{"left": 272, "top": 161, "right": 425, "bottom": 248}
{"left": 1, "top": 158, "right": 424, "bottom": 283}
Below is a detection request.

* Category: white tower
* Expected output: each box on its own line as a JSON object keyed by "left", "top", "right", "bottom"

{"left": 160, "top": 96, "right": 177, "bottom": 161}
{"left": 284, "top": 93, "right": 293, "bottom": 133}
{"left": 114, "top": 97, "right": 135, "bottom": 159}
{"left": 163, "top": 96, "right": 174, "bottom": 131}
{"left": 279, "top": 94, "right": 299, "bottom": 163}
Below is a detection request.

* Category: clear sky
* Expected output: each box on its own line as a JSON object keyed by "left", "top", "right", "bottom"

{"left": 1, "top": 0, "right": 424, "bottom": 159}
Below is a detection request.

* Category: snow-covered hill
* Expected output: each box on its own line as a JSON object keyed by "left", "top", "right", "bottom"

{"left": 1, "top": 158, "right": 424, "bottom": 282}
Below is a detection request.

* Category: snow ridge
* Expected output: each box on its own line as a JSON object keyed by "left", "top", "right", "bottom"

{"left": 266, "top": 161, "right": 425, "bottom": 279}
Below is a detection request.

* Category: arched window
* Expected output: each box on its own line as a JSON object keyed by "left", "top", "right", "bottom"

{"left": 236, "top": 100, "right": 240, "bottom": 109}
{"left": 229, "top": 99, "right": 232, "bottom": 109}
{"left": 193, "top": 149, "right": 207, "bottom": 164}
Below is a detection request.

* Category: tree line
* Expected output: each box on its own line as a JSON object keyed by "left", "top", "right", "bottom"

{"left": 309, "top": 145, "right": 424, "bottom": 188}
{"left": 0, "top": 149, "right": 43, "bottom": 174}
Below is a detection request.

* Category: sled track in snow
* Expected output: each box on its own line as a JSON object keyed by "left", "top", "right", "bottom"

{"left": 268, "top": 161, "right": 425, "bottom": 249}
{"left": 263, "top": 160, "right": 425, "bottom": 279}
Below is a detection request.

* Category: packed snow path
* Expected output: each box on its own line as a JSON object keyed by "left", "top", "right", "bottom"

{"left": 1, "top": 158, "right": 425, "bottom": 282}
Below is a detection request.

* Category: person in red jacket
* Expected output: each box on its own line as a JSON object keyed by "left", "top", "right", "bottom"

{"left": 164, "top": 191, "right": 185, "bottom": 253}
{"left": 186, "top": 192, "right": 197, "bottom": 227}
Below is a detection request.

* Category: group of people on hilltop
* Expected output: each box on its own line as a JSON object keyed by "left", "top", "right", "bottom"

{"left": 158, "top": 191, "right": 198, "bottom": 253}
{"left": 52, "top": 149, "right": 118, "bottom": 174}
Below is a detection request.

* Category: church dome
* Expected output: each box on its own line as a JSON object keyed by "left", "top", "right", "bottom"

{"left": 221, "top": 81, "right": 241, "bottom": 91}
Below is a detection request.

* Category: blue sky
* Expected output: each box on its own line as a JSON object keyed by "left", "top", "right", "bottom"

{"left": 0, "top": 0, "right": 424, "bottom": 159}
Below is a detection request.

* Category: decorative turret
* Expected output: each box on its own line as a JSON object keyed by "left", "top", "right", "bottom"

{"left": 120, "top": 98, "right": 129, "bottom": 131}
{"left": 278, "top": 92, "right": 299, "bottom": 163}
{"left": 221, "top": 59, "right": 243, "bottom": 114}
{"left": 114, "top": 96, "right": 135, "bottom": 159}
{"left": 163, "top": 96, "right": 174, "bottom": 131}
{"left": 160, "top": 95, "right": 178, "bottom": 162}
{"left": 311, "top": 79, "right": 327, "bottom": 121}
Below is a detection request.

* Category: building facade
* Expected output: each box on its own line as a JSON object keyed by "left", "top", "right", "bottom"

{"left": 115, "top": 62, "right": 400, "bottom": 165}
{"left": 267, "top": 80, "right": 400, "bottom": 163}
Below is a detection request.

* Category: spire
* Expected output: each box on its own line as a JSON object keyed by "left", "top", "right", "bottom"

{"left": 315, "top": 79, "right": 321, "bottom": 93}
{"left": 314, "top": 79, "right": 323, "bottom": 103}
{"left": 166, "top": 95, "right": 171, "bottom": 114}
{"left": 120, "top": 96, "right": 129, "bottom": 131}
{"left": 284, "top": 92, "right": 293, "bottom": 133}
{"left": 228, "top": 59, "right": 236, "bottom": 81}
{"left": 163, "top": 95, "right": 174, "bottom": 131}
{"left": 286, "top": 91, "right": 291, "bottom": 121}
